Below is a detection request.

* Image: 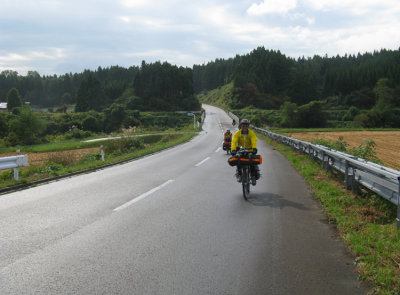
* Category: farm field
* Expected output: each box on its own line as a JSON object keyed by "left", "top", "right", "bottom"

{"left": 287, "top": 131, "right": 400, "bottom": 170}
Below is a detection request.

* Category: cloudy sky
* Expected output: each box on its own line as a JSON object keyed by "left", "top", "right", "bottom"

{"left": 1, "top": 0, "right": 399, "bottom": 76}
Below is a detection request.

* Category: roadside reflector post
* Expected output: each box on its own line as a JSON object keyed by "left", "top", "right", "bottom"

{"left": 100, "top": 145, "right": 105, "bottom": 162}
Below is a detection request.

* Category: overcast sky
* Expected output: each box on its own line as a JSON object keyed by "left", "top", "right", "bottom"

{"left": 1, "top": 0, "right": 399, "bottom": 76}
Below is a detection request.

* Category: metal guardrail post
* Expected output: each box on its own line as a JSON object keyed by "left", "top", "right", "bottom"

{"left": 352, "top": 170, "right": 361, "bottom": 194}
{"left": 345, "top": 160, "right": 350, "bottom": 190}
{"left": 308, "top": 144, "right": 313, "bottom": 159}
{"left": 15, "top": 149, "right": 20, "bottom": 181}
{"left": 14, "top": 168, "right": 19, "bottom": 181}
{"left": 322, "top": 152, "right": 330, "bottom": 170}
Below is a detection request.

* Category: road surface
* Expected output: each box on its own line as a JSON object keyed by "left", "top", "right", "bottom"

{"left": 0, "top": 104, "right": 368, "bottom": 294}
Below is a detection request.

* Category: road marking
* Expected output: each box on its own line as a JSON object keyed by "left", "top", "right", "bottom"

{"left": 215, "top": 147, "right": 221, "bottom": 152}
{"left": 195, "top": 157, "right": 210, "bottom": 167}
{"left": 113, "top": 180, "right": 175, "bottom": 212}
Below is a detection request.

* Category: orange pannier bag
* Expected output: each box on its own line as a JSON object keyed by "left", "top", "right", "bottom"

{"left": 228, "top": 156, "right": 239, "bottom": 166}
{"left": 228, "top": 155, "right": 262, "bottom": 166}
{"left": 247, "top": 154, "right": 262, "bottom": 165}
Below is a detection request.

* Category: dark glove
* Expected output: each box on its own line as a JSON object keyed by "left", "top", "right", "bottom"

{"left": 231, "top": 150, "right": 236, "bottom": 155}
{"left": 252, "top": 148, "right": 257, "bottom": 155}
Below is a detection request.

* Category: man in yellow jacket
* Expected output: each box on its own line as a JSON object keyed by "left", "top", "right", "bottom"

{"left": 231, "top": 119, "right": 260, "bottom": 184}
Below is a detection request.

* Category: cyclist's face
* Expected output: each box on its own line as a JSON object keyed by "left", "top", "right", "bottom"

{"left": 241, "top": 124, "right": 249, "bottom": 131}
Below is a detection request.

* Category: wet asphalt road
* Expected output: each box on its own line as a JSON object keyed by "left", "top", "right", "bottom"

{"left": 0, "top": 105, "right": 369, "bottom": 294}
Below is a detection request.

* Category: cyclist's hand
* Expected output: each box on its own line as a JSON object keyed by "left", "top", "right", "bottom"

{"left": 252, "top": 148, "right": 257, "bottom": 155}
{"left": 231, "top": 150, "right": 236, "bottom": 155}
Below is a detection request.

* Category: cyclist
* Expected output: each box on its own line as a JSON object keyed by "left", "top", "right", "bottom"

{"left": 231, "top": 119, "right": 260, "bottom": 184}
{"left": 224, "top": 129, "right": 232, "bottom": 142}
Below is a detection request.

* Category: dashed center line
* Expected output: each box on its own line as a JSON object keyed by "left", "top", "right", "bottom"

{"left": 113, "top": 180, "right": 175, "bottom": 212}
{"left": 195, "top": 157, "right": 210, "bottom": 167}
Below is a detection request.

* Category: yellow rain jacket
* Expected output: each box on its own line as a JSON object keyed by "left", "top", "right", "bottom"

{"left": 231, "top": 129, "right": 257, "bottom": 152}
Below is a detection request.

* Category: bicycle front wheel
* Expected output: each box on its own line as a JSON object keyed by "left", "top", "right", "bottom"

{"left": 242, "top": 166, "right": 250, "bottom": 200}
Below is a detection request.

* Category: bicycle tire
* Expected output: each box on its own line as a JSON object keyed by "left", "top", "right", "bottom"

{"left": 242, "top": 166, "right": 250, "bottom": 200}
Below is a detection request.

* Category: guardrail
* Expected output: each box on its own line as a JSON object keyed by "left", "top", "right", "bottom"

{"left": 0, "top": 155, "right": 28, "bottom": 181}
{"left": 228, "top": 111, "right": 400, "bottom": 229}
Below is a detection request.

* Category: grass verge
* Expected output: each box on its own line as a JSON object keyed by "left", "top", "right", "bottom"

{"left": 259, "top": 133, "right": 400, "bottom": 295}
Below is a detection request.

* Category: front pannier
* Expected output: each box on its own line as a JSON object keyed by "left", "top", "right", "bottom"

{"left": 248, "top": 154, "right": 262, "bottom": 165}
{"left": 228, "top": 155, "right": 262, "bottom": 166}
{"left": 228, "top": 156, "right": 239, "bottom": 166}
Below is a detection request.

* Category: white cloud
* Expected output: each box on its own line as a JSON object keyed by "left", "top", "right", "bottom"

{"left": 119, "top": 16, "right": 131, "bottom": 23}
{"left": 303, "top": 0, "right": 400, "bottom": 15}
{"left": 120, "top": 0, "right": 149, "bottom": 8}
{"left": 306, "top": 18, "right": 315, "bottom": 25}
{"left": 247, "top": 0, "right": 298, "bottom": 15}
{"left": 196, "top": 5, "right": 233, "bottom": 28}
{"left": 0, "top": 53, "right": 30, "bottom": 62}
{"left": 0, "top": 48, "right": 67, "bottom": 75}
{"left": 334, "top": 23, "right": 400, "bottom": 55}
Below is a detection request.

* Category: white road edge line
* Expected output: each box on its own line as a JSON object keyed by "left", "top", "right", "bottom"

{"left": 195, "top": 157, "right": 210, "bottom": 167}
{"left": 215, "top": 147, "right": 222, "bottom": 152}
{"left": 113, "top": 180, "right": 175, "bottom": 212}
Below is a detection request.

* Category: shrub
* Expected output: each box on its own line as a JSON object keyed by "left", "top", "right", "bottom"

{"left": 64, "top": 126, "right": 91, "bottom": 139}
{"left": 313, "top": 136, "right": 349, "bottom": 152}
{"left": 312, "top": 137, "right": 382, "bottom": 164}
{"left": 103, "top": 137, "right": 144, "bottom": 154}
{"left": 79, "top": 153, "right": 102, "bottom": 164}
{"left": 349, "top": 140, "right": 382, "bottom": 164}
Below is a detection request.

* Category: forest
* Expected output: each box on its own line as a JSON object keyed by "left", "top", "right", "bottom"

{"left": 194, "top": 47, "right": 400, "bottom": 128}
{"left": 1, "top": 46, "right": 400, "bottom": 147}
{"left": 0, "top": 61, "right": 200, "bottom": 146}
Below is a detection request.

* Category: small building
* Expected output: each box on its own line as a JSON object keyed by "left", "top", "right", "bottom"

{"left": 0, "top": 102, "right": 7, "bottom": 112}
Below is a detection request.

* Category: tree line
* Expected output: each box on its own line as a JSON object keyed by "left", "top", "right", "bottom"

{"left": 0, "top": 61, "right": 200, "bottom": 146}
{"left": 0, "top": 66, "right": 139, "bottom": 108}
{"left": 194, "top": 46, "right": 400, "bottom": 127}
{"left": 1, "top": 46, "right": 400, "bottom": 130}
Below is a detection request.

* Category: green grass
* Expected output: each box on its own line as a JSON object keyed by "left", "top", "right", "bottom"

{"left": 0, "top": 139, "right": 104, "bottom": 153}
{"left": 197, "top": 82, "right": 234, "bottom": 109}
{"left": 258, "top": 132, "right": 400, "bottom": 295}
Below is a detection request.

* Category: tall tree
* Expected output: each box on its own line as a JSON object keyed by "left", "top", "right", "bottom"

{"left": 373, "top": 78, "right": 394, "bottom": 111}
{"left": 6, "top": 88, "right": 23, "bottom": 111}
{"left": 75, "top": 74, "right": 107, "bottom": 112}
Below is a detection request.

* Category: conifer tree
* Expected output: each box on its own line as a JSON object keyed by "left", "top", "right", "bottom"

{"left": 6, "top": 88, "right": 23, "bottom": 111}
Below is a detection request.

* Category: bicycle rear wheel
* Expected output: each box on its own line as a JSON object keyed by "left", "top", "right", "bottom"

{"left": 242, "top": 166, "right": 250, "bottom": 200}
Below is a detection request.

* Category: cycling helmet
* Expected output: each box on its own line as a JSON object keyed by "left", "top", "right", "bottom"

{"left": 240, "top": 119, "right": 250, "bottom": 126}
{"left": 226, "top": 129, "right": 230, "bottom": 132}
